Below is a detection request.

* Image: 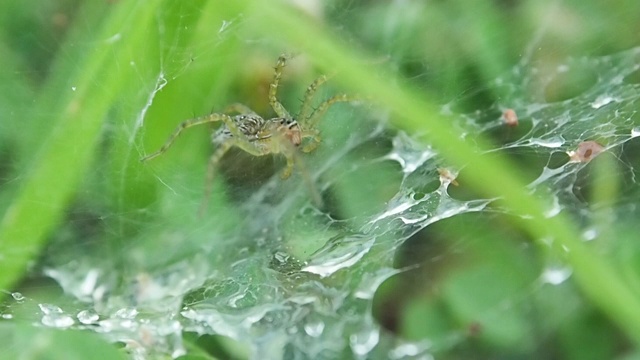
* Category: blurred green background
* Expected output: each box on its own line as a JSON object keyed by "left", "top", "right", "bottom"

{"left": 1, "top": 0, "right": 640, "bottom": 359}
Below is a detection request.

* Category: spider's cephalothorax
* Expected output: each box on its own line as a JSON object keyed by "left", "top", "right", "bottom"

{"left": 141, "top": 54, "right": 356, "bottom": 207}
{"left": 260, "top": 117, "right": 302, "bottom": 147}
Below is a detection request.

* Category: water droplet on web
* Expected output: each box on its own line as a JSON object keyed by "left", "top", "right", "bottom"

{"left": 43, "top": 267, "right": 102, "bottom": 302}
{"left": 227, "top": 289, "right": 249, "bottom": 308}
{"left": 582, "top": 227, "right": 598, "bottom": 241}
{"left": 389, "top": 342, "right": 429, "bottom": 359}
{"left": 39, "top": 303, "right": 63, "bottom": 315}
{"left": 529, "top": 136, "right": 564, "bottom": 148}
{"left": 11, "top": 292, "right": 24, "bottom": 302}
{"left": 386, "top": 132, "right": 436, "bottom": 174}
{"left": 71, "top": 86, "right": 77, "bottom": 91}
{"left": 370, "top": 193, "right": 418, "bottom": 223}
{"left": 2, "top": 314, "right": 13, "bottom": 319}
{"left": 591, "top": 95, "right": 616, "bottom": 109}
{"left": 350, "top": 328, "right": 380, "bottom": 356}
{"left": 114, "top": 307, "right": 138, "bottom": 319}
{"left": 301, "top": 234, "right": 374, "bottom": 278}
{"left": 528, "top": 166, "right": 566, "bottom": 188}
{"left": 80, "top": 269, "right": 100, "bottom": 297}
{"left": 105, "top": 33, "right": 121, "bottom": 43}
{"left": 77, "top": 309, "right": 99, "bottom": 324}
{"left": 304, "top": 320, "right": 325, "bottom": 337}
{"left": 541, "top": 266, "right": 572, "bottom": 285}
{"left": 39, "top": 304, "right": 74, "bottom": 328}
{"left": 543, "top": 195, "right": 561, "bottom": 218}
{"left": 631, "top": 127, "right": 640, "bottom": 137}
{"left": 355, "top": 268, "right": 400, "bottom": 299}
{"left": 610, "top": 75, "right": 624, "bottom": 84}
{"left": 273, "top": 251, "right": 290, "bottom": 264}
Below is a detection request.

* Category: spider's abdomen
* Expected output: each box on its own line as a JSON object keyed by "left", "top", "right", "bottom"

{"left": 212, "top": 114, "right": 265, "bottom": 144}
{"left": 235, "top": 114, "right": 265, "bottom": 136}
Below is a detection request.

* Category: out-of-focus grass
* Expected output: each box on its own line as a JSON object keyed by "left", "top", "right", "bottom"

{"left": 0, "top": 0, "right": 639, "bottom": 358}
{"left": 0, "top": 322, "right": 129, "bottom": 360}
{"left": 0, "top": 0, "right": 163, "bottom": 292}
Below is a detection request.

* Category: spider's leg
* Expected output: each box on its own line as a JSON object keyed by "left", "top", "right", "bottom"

{"left": 141, "top": 113, "right": 236, "bottom": 162}
{"left": 199, "top": 137, "right": 266, "bottom": 214}
{"left": 307, "top": 94, "right": 361, "bottom": 128}
{"left": 281, "top": 152, "right": 295, "bottom": 179}
{"left": 301, "top": 130, "right": 321, "bottom": 153}
{"left": 269, "top": 54, "right": 291, "bottom": 119}
{"left": 298, "top": 75, "right": 328, "bottom": 125}
{"left": 199, "top": 139, "right": 234, "bottom": 215}
{"left": 223, "top": 103, "right": 256, "bottom": 115}
{"left": 281, "top": 142, "right": 323, "bottom": 207}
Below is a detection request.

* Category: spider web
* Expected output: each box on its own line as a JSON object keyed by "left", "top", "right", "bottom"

{"left": 2, "top": 1, "right": 640, "bottom": 359}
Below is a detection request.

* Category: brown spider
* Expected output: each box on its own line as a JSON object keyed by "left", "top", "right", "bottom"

{"left": 141, "top": 54, "right": 357, "bottom": 203}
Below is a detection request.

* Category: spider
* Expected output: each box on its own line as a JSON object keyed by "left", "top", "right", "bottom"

{"left": 141, "top": 54, "right": 357, "bottom": 204}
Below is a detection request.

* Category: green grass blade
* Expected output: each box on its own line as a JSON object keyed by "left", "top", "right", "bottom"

{"left": 0, "top": 0, "right": 164, "bottom": 291}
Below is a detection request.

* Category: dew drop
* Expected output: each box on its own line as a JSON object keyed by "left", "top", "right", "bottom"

{"left": 77, "top": 309, "right": 99, "bottom": 324}
{"left": 590, "top": 95, "right": 616, "bottom": 109}
{"left": 11, "top": 292, "right": 24, "bottom": 301}
{"left": 42, "top": 314, "right": 75, "bottom": 328}
{"left": 350, "top": 329, "right": 380, "bottom": 356}
{"left": 541, "top": 266, "right": 572, "bottom": 285}
{"left": 106, "top": 33, "right": 121, "bottom": 43}
{"left": 304, "top": 320, "right": 325, "bottom": 337}
{"left": 530, "top": 136, "right": 564, "bottom": 148}
{"left": 2, "top": 314, "right": 13, "bottom": 319}
{"left": 39, "top": 304, "right": 74, "bottom": 328}
{"left": 610, "top": 74, "right": 624, "bottom": 85}
{"left": 227, "top": 291, "right": 247, "bottom": 308}
{"left": 114, "top": 307, "right": 138, "bottom": 319}
{"left": 71, "top": 86, "right": 77, "bottom": 91}
{"left": 387, "top": 132, "right": 435, "bottom": 174}
{"left": 273, "top": 251, "right": 289, "bottom": 264}
{"left": 582, "top": 228, "right": 598, "bottom": 241}
{"left": 389, "top": 342, "right": 426, "bottom": 359}
{"left": 543, "top": 195, "right": 561, "bottom": 218}
{"left": 301, "top": 234, "right": 374, "bottom": 278}
{"left": 38, "top": 303, "right": 62, "bottom": 315}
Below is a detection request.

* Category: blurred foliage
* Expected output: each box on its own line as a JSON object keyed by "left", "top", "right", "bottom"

{"left": 0, "top": 322, "right": 129, "bottom": 360}
{"left": 0, "top": 0, "right": 640, "bottom": 358}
